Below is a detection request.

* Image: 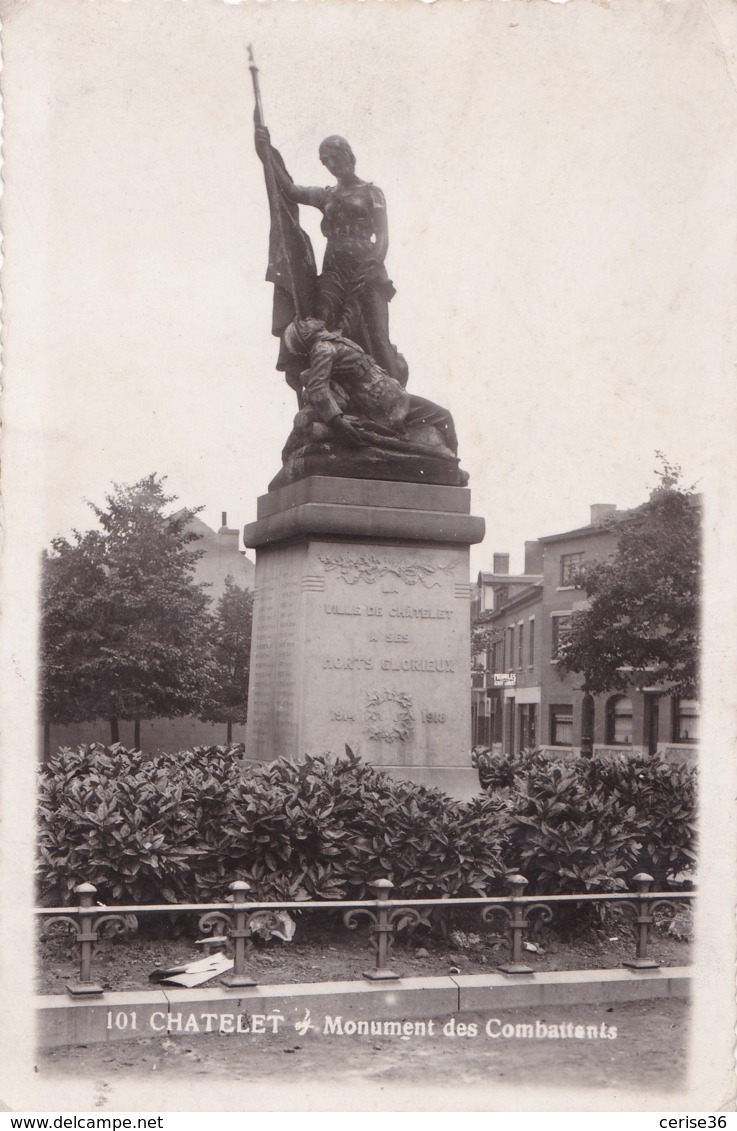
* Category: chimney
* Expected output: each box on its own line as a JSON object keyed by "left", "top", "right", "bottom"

{"left": 218, "top": 510, "right": 239, "bottom": 546}
{"left": 493, "top": 553, "right": 510, "bottom": 575}
{"left": 590, "top": 504, "right": 617, "bottom": 525}
{"left": 524, "top": 540, "right": 543, "bottom": 574}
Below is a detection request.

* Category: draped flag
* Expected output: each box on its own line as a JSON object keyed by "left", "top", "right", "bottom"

{"left": 261, "top": 141, "right": 318, "bottom": 338}
{"left": 249, "top": 48, "right": 317, "bottom": 340}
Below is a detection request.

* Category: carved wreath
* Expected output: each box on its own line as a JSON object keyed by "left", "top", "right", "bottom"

{"left": 366, "top": 689, "right": 414, "bottom": 743}
{"left": 319, "top": 553, "right": 453, "bottom": 588}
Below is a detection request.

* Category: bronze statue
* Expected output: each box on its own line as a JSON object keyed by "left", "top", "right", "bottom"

{"left": 269, "top": 319, "right": 465, "bottom": 490}
{"left": 248, "top": 50, "right": 466, "bottom": 489}
{"left": 255, "top": 127, "right": 408, "bottom": 388}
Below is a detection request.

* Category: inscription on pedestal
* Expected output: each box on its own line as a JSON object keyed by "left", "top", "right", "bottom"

{"left": 297, "top": 544, "right": 470, "bottom": 764}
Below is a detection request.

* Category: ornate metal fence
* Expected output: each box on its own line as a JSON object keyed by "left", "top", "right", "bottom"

{"left": 37, "top": 872, "right": 693, "bottom": 998}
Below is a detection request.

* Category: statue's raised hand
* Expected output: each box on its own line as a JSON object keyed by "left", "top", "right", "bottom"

{"left": 254, "top": 125, "right": 271, "bottom": 157}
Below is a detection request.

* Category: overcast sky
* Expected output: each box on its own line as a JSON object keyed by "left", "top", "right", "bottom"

{"left": 4, "top": 0, "right": 737, "bottom": 575}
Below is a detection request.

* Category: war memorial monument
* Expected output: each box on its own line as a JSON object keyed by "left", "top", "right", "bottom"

{"left": 243, "top": 56, "right": 485, "bottom": 796}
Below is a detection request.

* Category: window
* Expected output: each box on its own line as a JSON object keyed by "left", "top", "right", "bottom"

{"left": 673, "top": 699, "right": 699, "bottom": 743}
{"left": 560, "top": 552, "right": 584, "bottom": 587}
{"left": 551, "top": 614, "right": 572, "bottom": 658}
{"left": 528, "top": 617, "right": 535, "bottom": 666}
{"left": 517, "top": 623, "right": 524, "bottom": 669}
{"left": 507, "top": 625, "right": 515, "bottom": 667}
{"left": 550, "top": 705, "right": 573, "bottom": 746}
{"left": 607, "top": 695, "right": 633, "bottom": 745}
{"left": 492, "top": 639, "right": 505, "bottom": 675}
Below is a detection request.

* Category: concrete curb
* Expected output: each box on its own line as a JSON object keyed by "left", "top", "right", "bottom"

{"left": 37, "top": 966, "right": 690, "bottom": 1049}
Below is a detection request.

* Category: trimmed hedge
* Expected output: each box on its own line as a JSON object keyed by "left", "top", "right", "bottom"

{"left": 38, "top": 744, "right": 695, "bottom": 906}
{"left": 37, "top": 745, "right": 506, "bottom": 905}
{"left": 476, "top": 748, "right": 696, "bottom": 893}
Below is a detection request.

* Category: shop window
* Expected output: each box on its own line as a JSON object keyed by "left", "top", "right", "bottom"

{"left": 607, "top": 695, "right": 633, "bottom": 745}
{"left": 673, "top": 699, "right": 699, "bottom": 743}
{"left": 560, "top": 552, "right": 584, "bottom": 586}
{"left": 550, "top": 704, "right": 573, "bottom": 746}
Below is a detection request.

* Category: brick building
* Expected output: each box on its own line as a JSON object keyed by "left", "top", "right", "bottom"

{"left": 471, "top": 504, "right": 698, "bottom": 761}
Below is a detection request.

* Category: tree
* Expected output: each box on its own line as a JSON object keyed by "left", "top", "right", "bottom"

{"left": 200, "top": 577, "right": 254, "bottom": 743}
{"left": 471, "top": 609, "right": 499, "bottom": 662}
{"left": 40, "top": 530, "right": 110, "bottom": 755}
{"left": 557, "top": 460, "right": 700, "bottom": 699}
{"left": 41, "top": 474, "right": 216, "bottom": 748}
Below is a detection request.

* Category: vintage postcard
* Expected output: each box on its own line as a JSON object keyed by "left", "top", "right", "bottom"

{"left": 1, "top": 0, "right": 736, "bottom": 1114}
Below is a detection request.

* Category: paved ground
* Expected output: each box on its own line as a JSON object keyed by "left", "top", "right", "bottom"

{"left": 39, "top": 997, "right": 689, "bottom": 1092}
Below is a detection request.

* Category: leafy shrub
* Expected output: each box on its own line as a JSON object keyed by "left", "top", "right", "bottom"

{"left": 216, "top": 753, "right": 506, "bottom": 902}
{"left": 579, "top": 754, "right": 696, "bottom": 884}
{"left": 474, "top": 748, "right": 521, "bottom": 791}
{"left": 37, "top": 745, "right": 506, "bottom": 906}
{"left": 37, "top": 744, "right": 695, "bottom": 908}
{"left": 478, "top": 748, "right": 696, "bottom": 892}
{"left": 37, "top": 743, "right": 240, "bottom": 905}
{"left": 491, "top": 752, "right": 642, "bottom": 893}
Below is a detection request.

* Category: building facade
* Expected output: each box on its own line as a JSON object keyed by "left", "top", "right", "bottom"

{"left": 471, "top": 504, "right": 698, "bottom": 762}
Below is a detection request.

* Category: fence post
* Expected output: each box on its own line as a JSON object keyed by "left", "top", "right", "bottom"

{"left": 363, "top": 878, "right": 400, "bottom": 982}
{"left": 221, "top": 880, "right": 257, "bottom": 988}
{"left": 498, "top": 873, "right": 534, "bottom": 975}
{"left": 66, "top": 882, "right": 104, "bottom": 997}
{"left": 623, "top": 872, "right": 660, "bottom": 970}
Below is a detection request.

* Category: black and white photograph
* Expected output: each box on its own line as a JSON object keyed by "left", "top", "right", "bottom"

{"left": 1, "top": 0, "right": 736, "bottom": 1115}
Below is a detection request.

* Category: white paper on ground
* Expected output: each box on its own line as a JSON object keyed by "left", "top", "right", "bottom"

{"left": 157, "top": 951, "right": 234, "bottom": 988}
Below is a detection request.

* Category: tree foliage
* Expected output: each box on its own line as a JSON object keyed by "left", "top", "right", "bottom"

{"left": 200, "top": 577, "right": 254, "bottom": 741}
{"left": 471, "top": 609, "right": 499, "bottom": 661}
{"left": 41, "top": 475, "right": 216, "bottom": 742}
{"left": 40, "top": 530, "right": 109, "bottom": 726}
{"left": 557, "top": 461, "right": 700, "bottom": 696}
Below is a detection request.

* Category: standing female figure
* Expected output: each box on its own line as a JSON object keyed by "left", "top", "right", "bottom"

{"left": 255, "top": 128, "right": 408, "bottom": 386}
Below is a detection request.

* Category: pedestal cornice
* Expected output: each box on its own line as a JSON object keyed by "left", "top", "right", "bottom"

{"left": 244, "top": 476, "right": 485, "bottom": 549}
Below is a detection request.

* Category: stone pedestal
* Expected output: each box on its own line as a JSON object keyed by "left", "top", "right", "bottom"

{"left": 243, "top": 476, "right": 485, "bottom": 799}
